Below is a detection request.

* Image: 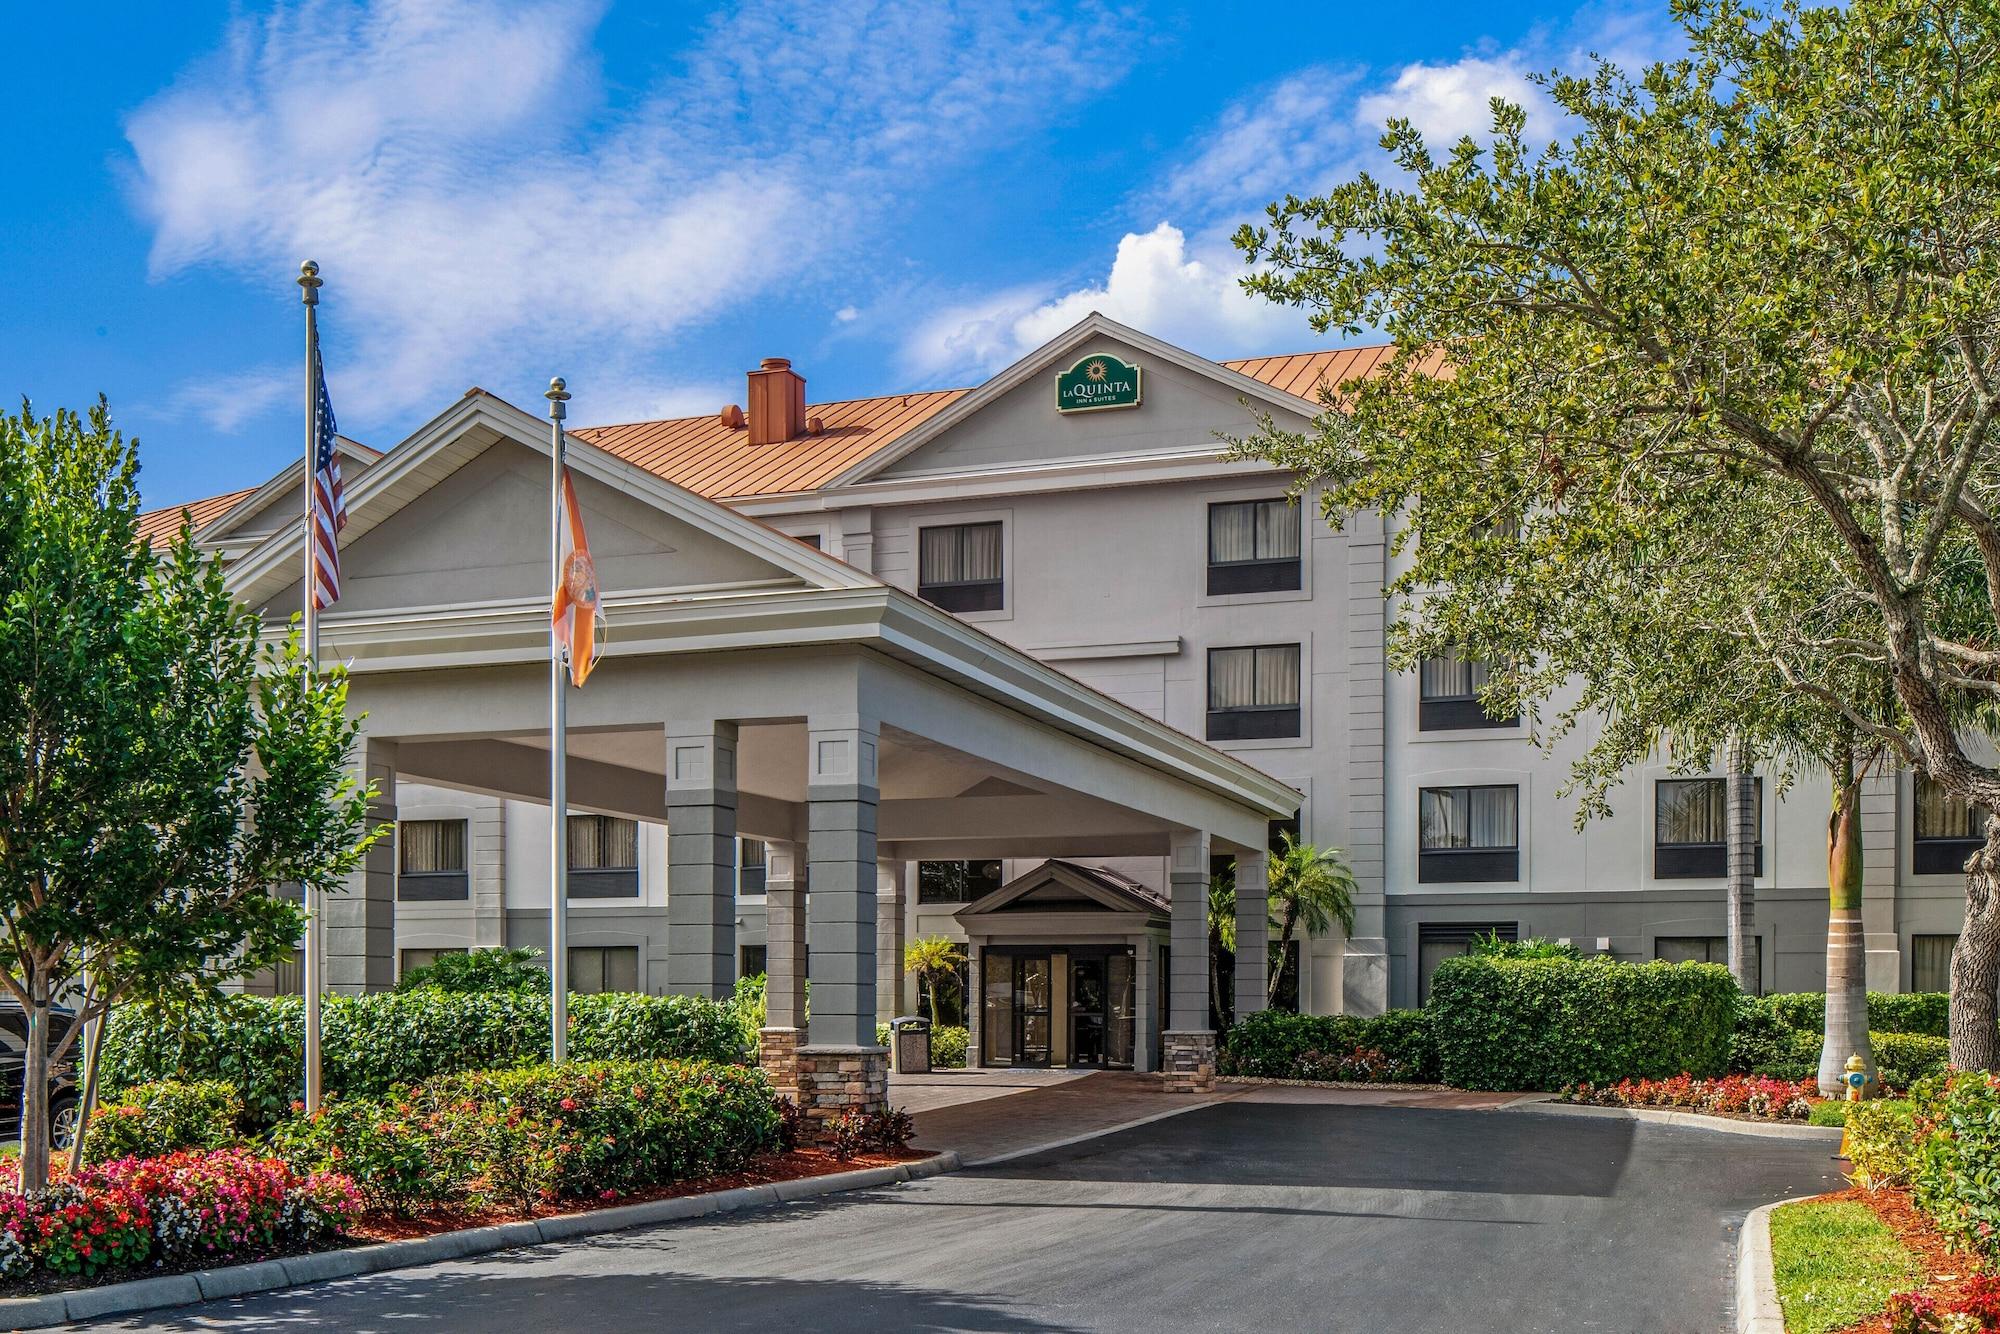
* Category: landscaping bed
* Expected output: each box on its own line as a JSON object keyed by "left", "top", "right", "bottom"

{"left": 1773, "top": 1188, "right": 1993, "bottom": 1334}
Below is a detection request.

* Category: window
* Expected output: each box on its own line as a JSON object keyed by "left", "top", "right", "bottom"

{"left": 1417, "top": 923, "right": 1517, "bottom": 1004}
{"left": 740, "top": 945, "right": 768, "bottom": 979}
{"left": 569, "top": 815, "right": 638, "bottom": 897}
{"left": 1913, "top": 934, "right": 1956, "bottom": 992}
{"left": 568, "top": 946, "right": 639, "bottom": 995}
{"left": 918, "top": 860, "right": 1003, "bottom": 905}
{"left": 918, "top": 521, "right": 1004, "bottom": 613}
{"left": 1418, "top": 786, "right": 1519, "bottom": 883}
{"left": 1655, "top": 778, "right": 1763, "bottom": 879}
{"left": 398, "top": 820, "right": 468, "bottom": 900}
{"left": 1656, "top": 935, "right": 1759, "bottom": 994}
{"left": 1916, "top": 776, "right": 1988, "bottom": 874}
{"left": 737, "top": 838, "right": 767, "bottom": 896}
{"left": 1207, "top": 644, "right": 1302, "bottom": 741}
{"left": 1418, "top": 649, "right": 1518, "bottom": 730}
{"left": 398, "top": 947, "right": 467, "bottom": 978}
{"left": 794, "top": 533, "right": 822, "bottom": 550}
{"left": 1207, "top": 499, "right": 1302, "bottom": 595}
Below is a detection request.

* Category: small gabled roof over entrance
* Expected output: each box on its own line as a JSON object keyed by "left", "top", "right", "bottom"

{"left": 958, "top": 859, "right": 1170, "bottom": 921}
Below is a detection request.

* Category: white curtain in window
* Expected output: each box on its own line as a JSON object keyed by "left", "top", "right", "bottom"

{"left": 400, "top": 820, "right": 466, "bottom": 874}
{"left": 1469, "top": 787, "right": 1517, "bottom": 848}
{"left": 1657, "top": 780, "right": 1726, "bottom": 845}
{"left": 1209, "top": 647, "right": 1256, "bottom": 709}
{"left": 920, "top": 523, "right": 1002, "bottom": 584}
{"left": 1255, "top": 499, "right": 1301, "bottom": 560}
{"left": 1255, "top": 644, "right": 1300, "bottom": 707}
{"left": 1420, "top": 788, "right": 1466, "bottom": 849}
{"left": 1917, "top": 776, "right": 1986, "bottom": 840}
{"left": 962, "top": 522, "right": 1002, "bottom": 580}
{"left": 1210, "top": 502, "right": 1258, "bottom": 563}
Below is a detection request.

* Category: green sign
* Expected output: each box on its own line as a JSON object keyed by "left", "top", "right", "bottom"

{"left": 1055, "top": 353, "right": 1142, "bottom": 413}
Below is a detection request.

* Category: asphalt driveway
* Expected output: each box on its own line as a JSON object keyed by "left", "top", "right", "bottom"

{"left": 98, "top": 1100, "right": 1843, "bottom": 1333}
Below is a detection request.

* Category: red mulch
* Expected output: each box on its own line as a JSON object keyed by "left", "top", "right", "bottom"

{"left": 1811, "top": 1186, "right": 1986, "bottom": 1333}
{"left": 348, "top": 1147, "right": 935, "bottom": 1243}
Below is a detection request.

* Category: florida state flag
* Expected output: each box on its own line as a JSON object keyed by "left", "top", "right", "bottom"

{"left": 551, "top": 467, "right": 603, "bottom": 686}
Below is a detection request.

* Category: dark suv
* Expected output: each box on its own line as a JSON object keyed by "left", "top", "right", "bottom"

{"left": 0, "top": 1005, "right": 81, "bottom": 1149}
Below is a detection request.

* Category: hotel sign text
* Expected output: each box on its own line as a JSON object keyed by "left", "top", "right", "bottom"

{"left": 1056, "top": 353, "right": 1142, "bottom": 413}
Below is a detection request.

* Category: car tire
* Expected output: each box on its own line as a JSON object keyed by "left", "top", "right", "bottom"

{"left": 48, "top": 1098, "right": 80, "bottom": 1153}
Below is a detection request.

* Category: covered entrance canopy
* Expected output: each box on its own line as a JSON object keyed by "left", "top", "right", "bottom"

{"left": 220, "top": 388, "right": 1297, "bottom": 1099}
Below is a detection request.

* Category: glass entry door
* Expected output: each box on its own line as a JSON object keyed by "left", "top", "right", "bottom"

{"left": 984, "top": 947, "right": 1135, "bottom": 1069}
{"left": 984, "top": 953, "right": 1054, "bottom": 1067}
{"left": 1070, "top": 956, "right": 1107, "bottom": 1066}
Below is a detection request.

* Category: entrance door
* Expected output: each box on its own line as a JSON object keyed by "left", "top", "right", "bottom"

{"left": 1016, "top": 955, "right": 1054, "bottom": 1066}
{"left": 1070, "top": 956, "right": 1108, "bottom": 1067}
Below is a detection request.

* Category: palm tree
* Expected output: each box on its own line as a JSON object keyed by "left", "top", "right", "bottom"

{"left": 903, "top": 935, "right": 966, "bottom": 1025}
{"left": 1207, "top": 867, "right": 1237, "bottom": 1030}
{"left": 1265, "top": 833, "right": 1357, "bottom": 1008}
{"left": 1820, "top": 736, "right": 1878, "bottom": 1095}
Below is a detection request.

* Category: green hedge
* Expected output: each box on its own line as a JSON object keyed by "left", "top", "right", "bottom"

{"left": 1428, "top": 955, "right": 1738, "bottom": 1091}
{"left": 1219, "top": 1008, "right": 1439, "bottom": 1083}
{"left": 1746, "top": 992, "right": 1948, "bottom": 1039}
{"left": 103, "top": 991, "right": 750, "bottom": 1128}
{"left": 271, "top": 1058, "right": 778, "bottom": 1214}
{"left": 1845, "top": 1073, "right": 2000, "bottom": 1261}
{"left": 79, "top": 1079, "right": 243, "bottom": 1166}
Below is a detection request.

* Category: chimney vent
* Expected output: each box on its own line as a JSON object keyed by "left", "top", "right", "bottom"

{"left": 719, "top": 403, "right": 744, "bottom": 429}
{"left": 746, "top": 357, "right": 807, "bottom": 445}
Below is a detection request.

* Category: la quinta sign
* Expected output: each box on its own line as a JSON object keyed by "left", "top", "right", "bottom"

{"left": 1055, "top": 353, "right": 1142, "bottom": 413}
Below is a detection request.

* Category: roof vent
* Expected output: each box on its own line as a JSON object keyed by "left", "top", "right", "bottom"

{"left": 805, "top": 415, "right": 824, "bottom": 436}
{"left": 719, "top": 403, "right": 744, "bottom": 429}
{"left": 745, "top": 357, "right": 807, "bottom": 445}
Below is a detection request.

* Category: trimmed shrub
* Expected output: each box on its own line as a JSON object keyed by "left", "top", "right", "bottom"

{"left": 271, "top": 1058, "right": 779, "bottom": 1214}
{"left": 1742, "top": 992, "right": 1950, "bottom": 1041}
{"left": 1428, "top": 956, "right": 1737, "bottom": 1091}
{"left": 81, "top": 1080, "right": 242, "bottom": 1167}
{"left": 1218, "top": 1008, "right": 1439, "bottom": 1083}
{"left": 931, "top": 1026, "right": 968, "bottom": 1068}
{"left": 103, "top": 991, "right": 750, "bottom": 1128}
{"left": 395, "top": 947, "right": 545, "bottom": 994}
{"left": 1872, "top": 1032, "right": 1950, "bottom": 1091}
{"left": 1844, "top": 1098, "right": 1921, "bottom": 1189}
{"left": 1908, "top": 1073, "right": 2000, "bottom": 1260}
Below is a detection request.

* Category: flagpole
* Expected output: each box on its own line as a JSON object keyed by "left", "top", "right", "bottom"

{"left": 297, "top": 260, "right": 325, "bottom": 1113}
{"left": 547, "top": 376, "right": 571, "bottom": 1064}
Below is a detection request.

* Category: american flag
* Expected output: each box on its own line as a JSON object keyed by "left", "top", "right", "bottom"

{"left": 309, "top": 344, "right": 346, "bottom": 610}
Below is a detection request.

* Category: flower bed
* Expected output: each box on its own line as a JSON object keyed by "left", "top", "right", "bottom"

{"left": 1560, "top": 1073, "right": 1821, "bottom": 1120}
{"left": 0, "top": 1148, "right": 357, "bottom": 1291}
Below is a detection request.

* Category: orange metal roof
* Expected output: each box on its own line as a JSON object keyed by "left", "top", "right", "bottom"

{"left": 136, "top": 487, "right": 256, "bottom": 547}
{"left": 571, "top": 388, "right": 968, "bottom": 500}
{"left": 149, "top": 341, "right": 1423, "bottom": 522}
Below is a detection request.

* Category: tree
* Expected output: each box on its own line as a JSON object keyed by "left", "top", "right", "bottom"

{"left": 1823, "top": 737, "right": 1880, "bottom": 1095}
{"left": 0, "top": 402, "right": 377, "bottom": 1188}
{"left": 1265, "top": 833, "right": 1357, "bottom": 1008}
{"left": 1206, "top": 866, "right": 1236, "bottom": 1030}
{"left": 903, "top": 935, "right": 965, "bottom": 1025}
{"left": 1234, "top": 0, "right": 2000, "bottom": 1068}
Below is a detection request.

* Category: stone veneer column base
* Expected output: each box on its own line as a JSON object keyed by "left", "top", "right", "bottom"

{"left": 758, "top": 1027, "right": 802, "bottom": 1103}
{"left": 1161, "top": 1030, "right": 1217, "bottom": 1093}
{"left": 795, "top": 1044, "right": 890, "bottom": 1131}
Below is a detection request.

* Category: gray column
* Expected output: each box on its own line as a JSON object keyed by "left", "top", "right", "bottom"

{"left": 1234, "top": 849, "right": 1269, "bottom": 1019}
{"left": 876, "top": 856, "right": 908, "bottom": 1023}
{"left": 470, "top": 793, "right": 506, "bottom": 950}
{"left": 327, "top": 740, "right": 397, "bottom": 994}
{"left": 764, "top": 840, "right": 806, "bottom": 1029}
{"left": 665, "top": 721, "right": 738, "bottom": 999}
{"left": 1861, "top": 770, "right": 1902, "bottom": 991}
{"left": 964, "top": 945, "right": 984, "bottom": 1067}
{"left": 807, "top": 719, "right": 881, "bottom": 1048}
{"left": 1168, "top": 829, "right": 1211, "bottom": 1032}
{"left": 1343, "top": 507, "right": 1390, "bottom": 1015}
{"left": 1133, "top": 940, "right": 1155, "bottom": 1073}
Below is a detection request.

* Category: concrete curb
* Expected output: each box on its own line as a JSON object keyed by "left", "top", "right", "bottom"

{"left": 1512, "top": 1100, "right": 1846, "bottom": 1141}
{"left": 1736, "top": 1193, "right": 1824, "bottom": 1333}
{"left": 0, "top": 1151, "right": 962, "bottom": 1330}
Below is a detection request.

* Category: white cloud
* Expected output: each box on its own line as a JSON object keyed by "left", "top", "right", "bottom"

{"left": 904, "top": 224, "right": 1311, "bottom": 378}
{"left": 580, "top": 379, "right": 737, "bottom": 429}
{"left": 1355, "top": 55, "right": 1554, "bottom": 146}
{"left": 126, "top": 0, "right": 1136, "bottom": 426}
{"left": 164, "top": 367, "right": 293, "bottom": 434}
{"left": 833, "top": 306, "right": 860, "bottom": 324}
{"left": 1138, "top": 69, "right": 1362, "bottom": 230}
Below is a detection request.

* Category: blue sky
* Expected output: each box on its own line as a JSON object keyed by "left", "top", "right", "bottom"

{"left": 2, "top": 1, "right": 1669, "bottom": 509}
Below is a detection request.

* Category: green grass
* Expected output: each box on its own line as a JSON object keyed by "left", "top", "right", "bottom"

{"left": 1770, "top": 1199, "right": 1922, "bottom": 1334}
{"left": 1806, "top": 1098, "right": 1913, "bottom": 1127}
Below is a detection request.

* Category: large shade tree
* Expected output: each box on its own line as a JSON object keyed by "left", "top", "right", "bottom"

{"left": 1234, "top": 0, "right": 2000, "bottom": 1066}
{"left": 0, "top": 401, "right": 376, "bottom": 1188}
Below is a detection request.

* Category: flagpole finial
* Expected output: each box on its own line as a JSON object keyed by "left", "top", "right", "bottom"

{"left": 298, "top": 260, "right": 322, "bottom": 307}
{"left": 546, "top": 376, "right": 570, "bottom": 422}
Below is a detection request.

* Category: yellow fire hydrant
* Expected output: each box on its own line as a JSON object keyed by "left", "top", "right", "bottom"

{"left": 1837, "top": 1053, "right": 1873, "bottom": 1160}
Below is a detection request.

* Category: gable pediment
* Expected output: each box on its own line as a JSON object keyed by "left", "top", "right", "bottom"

{"left": 958, "top": 858, "right": 1169, "bottom": 923}
{"left": 853, "top": 316, "right": 1318, "bottom": 484}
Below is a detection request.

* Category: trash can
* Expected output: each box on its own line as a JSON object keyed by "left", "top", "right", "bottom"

{"left": 890, "top": 1015, "right": 932, "bottom": 1074}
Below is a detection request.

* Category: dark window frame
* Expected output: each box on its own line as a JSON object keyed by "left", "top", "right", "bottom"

{"left": 1417, "top": 785, "right": 1520, "bottom": 883}
{"left": 1206, "top": 644, "right": 1302, "bottom": 741}
{"left": 568, "top": 814, "right": 639, "bottom": 898}
{"left": 398, "top": 819, "right": 469, "bottom": 901}
{"left": 567, "top": 945, "right": 640, "bottom": 995}
{"left": 1914, "top": 775, "right": 1988, "bottom": 875}
{"left": 917, "top": 859, "right": 1003, "bottom": 905}
{"left": 917, "top": 521, "right": 1005, "bottom": 613}
{"left": 1417, "top": 651, "right": 1519, "bottom": 731}
{"left": 1206, "top": 498, "right": 1302, "bottom": 596}
{"left": 1653, "top": 778, "right": 1764, "bottom": 879}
